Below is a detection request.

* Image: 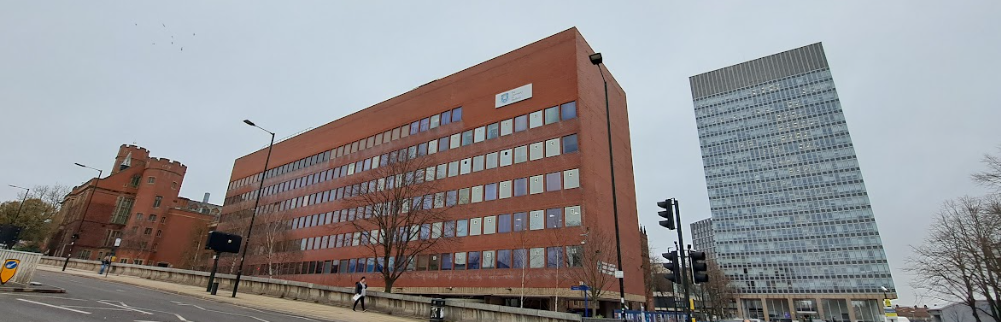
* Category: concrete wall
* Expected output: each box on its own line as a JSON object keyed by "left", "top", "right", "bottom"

{"left": 40, "top": 256, "right": 581, "bottom": 322}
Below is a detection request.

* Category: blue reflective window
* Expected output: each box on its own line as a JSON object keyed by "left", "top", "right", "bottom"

{"left": 441, "top": 110, "right": 451, "bottom": 125}
{"left": 451, "top": 107, "right": 462, "bottom": 122}
{"left": 497, "top": 250, "right": 511, "bottom": 269}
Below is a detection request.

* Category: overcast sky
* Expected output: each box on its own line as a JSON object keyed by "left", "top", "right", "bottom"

{"left": 2, "top": 1, "right": 999, "bottom": 306}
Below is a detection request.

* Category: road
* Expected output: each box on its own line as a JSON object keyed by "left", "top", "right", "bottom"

{"left": 0, "top": 270, "right": 324, "bottom": 322}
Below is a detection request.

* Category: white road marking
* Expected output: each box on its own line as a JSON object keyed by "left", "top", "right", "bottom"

{"left": 17, "top": 298, "right": 92, "bottom": 314}
{"left": 173, "top": 301, "right": 274, "bottom": 322}
{"left": 98, "top": 300, "right": 154, "bottom": 314}
{"left": 174, "top": 313, "right": 191, "bottom": 321}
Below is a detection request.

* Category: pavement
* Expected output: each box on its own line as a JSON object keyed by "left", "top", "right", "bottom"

{"left": 17, "top": 265, "right": 422, "bottom": 322}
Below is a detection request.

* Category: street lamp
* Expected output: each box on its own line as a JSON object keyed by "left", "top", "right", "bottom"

{"left": 590, "top": 52, "right": 627, "bottom": 317}
{"left": 232, "top": 119, "right": 275, "bottom": 297}
{"left": 64, "top": 163, "right": 103, "bottom": 271}
{"left": 5, "top": 185, "right": 29, "bottom": 249}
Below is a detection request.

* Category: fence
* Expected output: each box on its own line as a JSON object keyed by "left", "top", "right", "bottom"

{"left": 0, "top": 249, "right": 42, "bottom": 286}
{"left": 39, "top": 256, "right": 583, "bottom": 322}
{"left": 583, "top": 310, "right": 688, "bottom": 322}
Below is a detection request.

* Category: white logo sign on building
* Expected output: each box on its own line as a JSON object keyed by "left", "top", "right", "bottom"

{"left": 495, "top": 84, "right": 533, "bottom": 108}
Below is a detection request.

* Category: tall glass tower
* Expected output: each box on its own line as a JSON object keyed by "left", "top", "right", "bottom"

{"left": 689, "top": 43, "right": 893, "bottom": 322}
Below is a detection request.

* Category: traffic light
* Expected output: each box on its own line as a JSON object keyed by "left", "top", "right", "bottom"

{"left": 657, "top": 199, "right": 675, "bottom": 230}
{"left": 690, "top": 251, "right": 709, "bottom": 284}
{"left": 662, "top": 250, "right": 680, "bottom": 282}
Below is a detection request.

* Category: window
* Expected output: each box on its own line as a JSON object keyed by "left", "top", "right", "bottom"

{"left": 529, "top": 111, "right": 543, "bottom": 128}
{"left": 156, "top": 230, "right": 162, "bottom": 237}
{"left": 564, "top": 169, "right": 581, "bottom": 189}
{"left": 546, "top": 208, "right": 563, "bottom": 228}
{"left": 135, "top": 213, "right": 143, "bottom": 221}
{"left": 428, "top": 140, "right": 437, "bottom": 155}
{"left": 147, "top": 176, "right": 156, "bottom": 184}
{"left": 498, "top": 214, "right": 511, "bottom": 233}
{"left": 437, "top": 164, "right": 447, "bottom": 180}
{"left": 160, "top": 217, "right": 166, "bottom": 224}
{"left": 500, "top": 119, "right": 513, "bottom": 136}
{"left": 487, "top": 123, "right": 499, "bottom": 140}
{"left": 468, "top": 251, "right": 481, "bottom": 270}
{"left": 444, "top": 221, "right": 456, "bottom": 237}
{"left": 430, "top": 115, "right": 440, "bottom": 129}
{"left": 441, "top": 110, "right": 451, "bottom": 125}
{"left": 514, "top": 146, "right": 528, "bottom": 163}
{"left": 439, "top": 137, "right": 450, "bottom": 152}
{"left": 497, "top": 250, "right": 512, "bottom": 269}
{"left": 441, "top": 253, "right": 453, "bottom": 270}
{"left": 563, "top": 134, "right": 579, "bottom": 153}
{"left": 513, "top": 178, "right": 527, "bottom": 196}
{"left": 429, "top": 254, "right": 440, "bottom": 270}
{"left": 482, "top": 250, "right": 494, "bottom": 269}
{"left": 454, "top": 252, "right": 466, "bottom": 270}
{"left": 566, "top": 206, "right": 582, "bottom": 227}
{"left": 530, "top": 142, "right": 543, "bottom": 161}
{"left": 460, "top": 158, "right": 471, "bottom": 175}
{"left": 130, "top": 175, "right": 141, "bottom": 187}
{"left": 498, "top": 180, "right": 512, "bottom": 199}
{"left": 143, "top": 228, "right": 153, "bottom": 235}
{"left": 470, "top": 185, "right": 482, "bottom": 203}
{"left": 410, "top": 121, "right": 420, "bottom": 135}
{"left": 448, "top": 161, "right": 459, "bottom": 177}
{"left": 530, "top": 175, "right": 543, "bottom": 194}
{"left": 474, "top": 126, "right": 485, "bottom": 143}
{"left": 450, "top": 133, "right": 461, "bottom": 149}
{"left": 153, "top": 196, "right": 162, "bottom": 208}
{"left": 547, "top": 246, "right": 563, "bottom": 268}
{"left": 485, "top": 152, "right": 498, "bottom": 169}
{"left": 530, "top": 248, "right": 545, "bottom": 268}
{"left": 567, "top": 245, "right": 583, "bottom": 267}
{"left": 546, "top": 172, "right": 562, "bottom": 191}
{"left": 468, "top": 218, "right": 480, "bottom": 235}
{"left": 484, "top": 183, "right": 497, "bottom": 201}
{"left": 457, "top": 219, "right": 468, "bottom": 237}
{"left": 149, "top": 214, "right": 157, "bottom": 222}
{"left": 483, "top": 215, "right": 496, "bottom": 234}
{"left": 561, "top": 101, "right": 577, "bottom": 120}
{"left": 513, "top": 212, "right": 526, "bottom": 231}
{"left": 545, "top": 106, "right": 559, "bottom": 125}
{"left": 458, "top": 188, "right": 470, "bottom": 204}
{"left": 461, "top": 130, "right": 473, "bottom": 146}
{"left": 500, "top": 149, "right": 513, "bottom": 167}
{"left": 514, "top": 115, "right": 528, "bottom": 132}
{"left": 451, "top": 107, "right": 462, "bottom": 123}
{"left": 420, "top": 118, "right": 430, "bottom": 132}
{"left": 513, "top": 249, "right": 527, "bottom": 268}
{"left": 530, "top": 210, "right": 544, "bottom": 230}
{"left": 546, "top": 138, "right": 561, "bottom": 157}
{"left": 472, "top": 155, "right": 484, "bottom": 172}
{"left": 446, "top": 190, "right": 457, "bottom": 207}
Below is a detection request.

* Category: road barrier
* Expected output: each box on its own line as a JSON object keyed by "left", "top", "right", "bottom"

{"left": 0, "top": 249, "right": 41, "bottom": 286}
{"left": 39, "top": 256, "right": 581, "bottom": 322}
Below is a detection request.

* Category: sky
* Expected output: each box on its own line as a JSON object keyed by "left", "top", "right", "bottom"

{"left": 2, "top": 1, "right": 999, "bottom": 306}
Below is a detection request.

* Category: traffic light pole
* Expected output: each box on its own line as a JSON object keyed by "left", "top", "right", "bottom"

{"left": 673, "top": 199, "right": 692, "bottom": 322}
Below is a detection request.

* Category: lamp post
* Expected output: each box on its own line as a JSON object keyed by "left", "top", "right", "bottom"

{"left": 232, "top": 119, "right": 275, "bottom": 297}
{"left": 589, "top": 52, "right": 627, "bottom": 318}
{"left": 5, "top": 185, "right": 29, "bottom": 249}
{"left": 64, "top": 163, "right": 102, "bottom": 271}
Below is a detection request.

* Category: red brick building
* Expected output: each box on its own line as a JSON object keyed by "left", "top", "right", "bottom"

{"left": 221, "top": 28, "right": 642, "bottom": 312}
{"left": 49, "top": 144, "right": 220, "bottom": 268}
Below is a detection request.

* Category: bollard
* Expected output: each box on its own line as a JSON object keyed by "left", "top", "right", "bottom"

{"left": 211, "top": 282, "right": 220, "bottom": 295}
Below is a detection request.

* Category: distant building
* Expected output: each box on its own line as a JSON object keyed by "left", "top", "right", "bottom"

{"left": 690, "top": 218, "right": 715, "bottom": 260}
{"left": 929, "top": 301, "right": 999, "bottom": 322}
{"left": 49, "top": 144, "right": 220, "bottom": 268}
{"left": 895, "top": 305, "right": 932, "bottom": 322}
{"left": 690, "top": 43, "right": 894, "bottom": 322}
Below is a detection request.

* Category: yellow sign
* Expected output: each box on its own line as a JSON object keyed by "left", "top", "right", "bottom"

{"left": 0, "top": 259, "right": 20, "bottom": 285}
{"left": 885, "top": 299, "right": 892, "bottom": 307}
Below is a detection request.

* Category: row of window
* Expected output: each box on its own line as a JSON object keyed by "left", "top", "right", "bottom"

{"left": 296, "top": 205, "right": 583, "bottom": 253}
{"left": 256, "top": 245, "right": 585, "bottom": 277}
{"left": 285, "top": 167, "right": 582, "bottom": 230}
{"left": 226, "top": 102, "right": 577, "bottom": 205}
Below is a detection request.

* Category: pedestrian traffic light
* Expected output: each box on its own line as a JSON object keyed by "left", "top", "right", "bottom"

{"left": 690, "top": 251, "right": 709, "bottom": 284}
{"left": 662, "top": 250, "right": 680, "bottom": 282}
{"left": 658, "top": 199, "right": 675, "bottom": 230}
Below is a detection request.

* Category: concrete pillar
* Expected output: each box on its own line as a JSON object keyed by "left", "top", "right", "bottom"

{"left": 788, "top": 298, "right": 798, "bottom": 319}
{"left": 737, "top": 298, "right": 746, "bottom": 319}
{"left": 846, "top": 298, "right": 857, "bottom": 322}
{"left": 762, "top": 298, "right": 771, "bottom": 322}
{"left": 816, "top": 298, "right": 826, "bottom": 321}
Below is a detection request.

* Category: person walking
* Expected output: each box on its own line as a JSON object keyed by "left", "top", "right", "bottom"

{"left": 98, "top": 255, "right": 111, "bottom": 274}
{"left": 352, "top": 276, "right": 368, "bottom": 312}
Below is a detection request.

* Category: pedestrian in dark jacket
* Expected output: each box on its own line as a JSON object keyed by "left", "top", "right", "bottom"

{"left": 353, "top": 276, "right": 367, "bottom": 312}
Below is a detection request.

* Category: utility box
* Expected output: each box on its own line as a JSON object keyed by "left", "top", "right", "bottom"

{"left": 429, "top": 298, "right": 446, "bottom": 322}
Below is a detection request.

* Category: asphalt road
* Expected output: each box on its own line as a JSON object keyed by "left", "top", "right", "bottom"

{"left": 0, "top": 270, "right": 322, "bottom": 322}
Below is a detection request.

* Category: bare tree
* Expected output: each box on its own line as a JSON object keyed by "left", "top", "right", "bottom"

{"left": 694, "top": 260, "right": 738, "bottom": 321}
{"left": 253, "top": 208, "right": 300, "bottom": 277}
{"left": 972, "top": 146, "right": 1001, "bottom": 192}
{"left": 342, "top": 152, "right": 451, "bottom": 292}
{"left": 563, "top": 227, "right": 617, "bottom": 316}
{"left": 909, "top": 196, "right": 1001, "bottom": 322}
